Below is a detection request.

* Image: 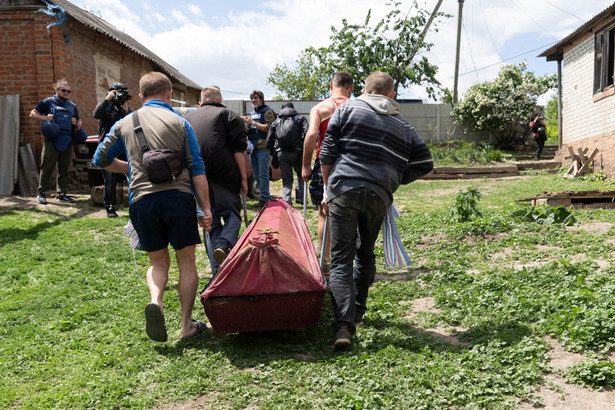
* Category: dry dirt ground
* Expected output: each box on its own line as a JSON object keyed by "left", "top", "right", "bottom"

{"left": 2, "top": 193, "right": 615, "bottom": 409}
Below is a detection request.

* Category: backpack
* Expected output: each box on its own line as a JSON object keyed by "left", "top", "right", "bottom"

{"left": 276, "top": 115, "right": 301, "bottom": 151}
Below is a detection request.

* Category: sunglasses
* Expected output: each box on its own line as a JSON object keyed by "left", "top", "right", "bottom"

{"left": 58, "top": 89, "right": 71, "bottom": 94}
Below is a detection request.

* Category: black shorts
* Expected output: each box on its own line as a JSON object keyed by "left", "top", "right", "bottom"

{"left": 129, "top": 190, "right": 201, "bottom": 252}
{"left": 309, "top": 158, "right": 324, "bottom": 206}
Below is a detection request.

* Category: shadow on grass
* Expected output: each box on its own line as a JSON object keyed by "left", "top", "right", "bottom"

{"left": 153, "top": 293, "right": 534, "bottom": 372}
{"left": 0, "top": 203, "right": 108, "bottom": 247}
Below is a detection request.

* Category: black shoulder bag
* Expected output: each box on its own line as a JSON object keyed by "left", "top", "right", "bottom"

{"left": 133, "top": 112, "right": 184, "bottom": 184}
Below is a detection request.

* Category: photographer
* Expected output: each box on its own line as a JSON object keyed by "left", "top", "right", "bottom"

{"left": 93, "top": 83, "right": 132, "bottom": 217}
{"left": 529, "top": 113, "right": 547, "bottom": 160}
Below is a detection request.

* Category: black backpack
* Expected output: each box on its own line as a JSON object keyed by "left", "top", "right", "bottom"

{"left": 276, "top": 115, "right": 301, "bottom": 151}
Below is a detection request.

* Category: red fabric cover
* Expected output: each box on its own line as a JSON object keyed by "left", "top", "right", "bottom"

{"left": 201, "top": 200, "right": 325, "bottom": 300}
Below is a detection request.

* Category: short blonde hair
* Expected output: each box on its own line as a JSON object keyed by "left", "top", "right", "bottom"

{"left": 54, "top": 78, "right": 69, "bottom": 90}
{"left": 139, "top": 72, "right": 172, "bottom": 99}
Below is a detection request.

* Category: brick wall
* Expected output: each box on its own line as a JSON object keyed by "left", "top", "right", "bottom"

{"left": 0, "top": 9, "right": 55, "bottom": 157}
{"left": 555, "top": 131, "right": 615, "bottom": 177}
{"left": 0, "top": 5, "right": 200, "bottom": 192}
{"left": 558, "top": 18, "right": 615, "bottom": 178}
{"left": 562, "top": 36, "right": 615, "bottom": 146}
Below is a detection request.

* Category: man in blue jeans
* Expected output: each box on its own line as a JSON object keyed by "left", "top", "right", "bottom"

{"left": 185, "top": 87, "right": 248, "bottom": 269}
{"left": 320, "top": 71, "right": 433, "bottom": 350}
{"left": 242, "top": 90, "right": 275, "bottom": 207}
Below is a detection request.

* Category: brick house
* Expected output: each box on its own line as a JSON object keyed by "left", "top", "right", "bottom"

{"left": 0, "top": 0, "right": 201, "bottom": 190}
{"left": 540, "top": 3, "right": 615, "bottom": 176}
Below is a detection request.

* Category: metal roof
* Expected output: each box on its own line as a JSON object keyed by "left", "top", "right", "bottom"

{"left": 49, "top": 0, "right": 202, "bottom": 90}
{"left": 540, "top": 2, "right": 615, "bottom": 61}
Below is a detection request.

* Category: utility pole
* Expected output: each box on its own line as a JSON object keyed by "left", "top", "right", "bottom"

{"left": 453, "top": 0, "right": 464, "bottom": 104}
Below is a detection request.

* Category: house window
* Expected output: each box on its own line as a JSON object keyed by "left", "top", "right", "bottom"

{"left": 594, "top": 25, "right": 615, "bottom": 93}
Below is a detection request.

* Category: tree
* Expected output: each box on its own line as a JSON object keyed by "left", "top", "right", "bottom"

{"left": 267, "top": 1, "right": 449, "bottom": 99}
{"left": 544, "top": 93, "right": 558, "bottom": 143}
{"left": 266, "top": 50, "right": 332, "bottom": 100}
{"left": 451, "top": 61, "right": 557, "bottom": 146}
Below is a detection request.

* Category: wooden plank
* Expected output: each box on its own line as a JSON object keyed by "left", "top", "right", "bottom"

{"left": 434, "top": 166, "right": 518, "bottom": 174}
{"left": 576, "top": 147, "right": 588, "bottom": 164}
{"left": 422, "top": 173, "right": 463, "bottom": 180}
{"left": 575, "top": 148, "right": 599, "bottom": 177}
{"left": 17, "top": 143, "right": 38, "bottom": 196}
{"left": 461, "top": 172, "right": 520, "bottom": 179}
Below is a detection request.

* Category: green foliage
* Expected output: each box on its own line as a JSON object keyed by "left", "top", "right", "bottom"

{"left": 451, "top": 61, "right": 557, "bottom": 146}
{"left": 5, "top": 173, "right": 615, "bottom": 408}
{"left": 450, "top": 187, "right": 482, "bottom": 222}
{"left": 266, "top": 50, "right": 331, "bottom": 100}
{"left": 545, "top": 93, "right": 559, "bottom": 145}
{"left": 267, "top": 1, "right": 450, "bottom": 99}
{"left": 428, "top": 140, "right": 503, "bottom": 165}
{"left": 512, "top": 204, "right": 577, "bottom": 226}
{"left": 579, "top": 170, "right": 615, "bottom": 184}
{"left": 564, "top": 358, "right": 615, "bottom": 390}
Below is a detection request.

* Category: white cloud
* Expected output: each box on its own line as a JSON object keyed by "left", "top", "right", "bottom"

{"left": 67, "top": 0, "right": 614, "bottom": 101}
{"left": 170, "top": 9, "right": 190, "bottom": 25}
{"left": 186, "top": 4, "right": 203, "bottom": 18}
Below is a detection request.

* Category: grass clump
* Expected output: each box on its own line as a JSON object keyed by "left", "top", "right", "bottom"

{"left": 564, "top": 357, "right": 615, "bottom": 390}
{"left": 428, "top": 140, "right": 503, "bottom": 165}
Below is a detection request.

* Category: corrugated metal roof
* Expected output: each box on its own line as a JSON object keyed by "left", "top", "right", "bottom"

{"left": 540, "top": 2, "right": 615, "bottom": 60}
{"left": 49, "top": 0, "right": 202, "bottom": 90}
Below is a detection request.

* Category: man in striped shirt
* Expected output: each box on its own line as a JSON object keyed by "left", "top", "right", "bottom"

{"left": 320, "top": 71, "right": 433, "bottom": 350}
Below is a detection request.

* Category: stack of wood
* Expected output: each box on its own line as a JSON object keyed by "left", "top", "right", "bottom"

{"left": 563, "top": 146, "right": 598, "bottom": 178}
{"left": 518, "top": 190, "right": 615, "bottom": 209}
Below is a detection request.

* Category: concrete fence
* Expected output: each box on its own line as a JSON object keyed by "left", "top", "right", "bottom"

{"left": 223, "top": 100, "right": 488, "bottom": 144}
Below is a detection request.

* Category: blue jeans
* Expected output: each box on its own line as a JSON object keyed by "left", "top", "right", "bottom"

{"left": 250, "top": 148, "right": 270, "bottom": 201}
{"left": 207, "top": 181, "right": 242, "bottom": 272}
{"left": 328, "top": 187, "right": 387, "bottom": 333}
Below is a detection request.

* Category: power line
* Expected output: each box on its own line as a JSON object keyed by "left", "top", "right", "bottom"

{"left": 450, "top": 0, "right": 588, "bottom": 81}
{"left": 462, "top": 20, "right": 480, "bottom": 83}
{"left": 445, "top": 41, "right": 558, "bottom": 80}
{"left": 478, "top": 0, "right": 500, "bottom": 59}
{"left": 507, "top": 0, "right": 558, "bottom": 40}
{"left": 543, "top": 0, "right": 585, "bottom": 23}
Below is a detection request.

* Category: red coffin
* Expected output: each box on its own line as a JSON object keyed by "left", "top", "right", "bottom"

{"left": 201, "top": 199, "right": 326, "bottom": 333}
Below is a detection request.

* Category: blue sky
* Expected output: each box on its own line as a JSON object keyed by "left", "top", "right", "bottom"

{"left": 68, "top": 0, "right": 614, "bottom": 103}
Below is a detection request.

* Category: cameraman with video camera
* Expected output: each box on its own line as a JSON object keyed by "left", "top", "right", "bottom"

{"left": 93, "top": 83, "right": 132, "bottom": 217}
{"left": 529, "top": 112, "right": 547, "bottom": 160}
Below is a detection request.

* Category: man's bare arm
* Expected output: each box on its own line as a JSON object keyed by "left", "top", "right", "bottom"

{"left": 104, "top": 158, "right": 129, "bottom": 174}
{"left": 301, "top": 100, "right": 336, "bottom": 182}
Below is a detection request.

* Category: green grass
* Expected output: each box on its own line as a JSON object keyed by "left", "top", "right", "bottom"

{"left": 2, "top": 172, "right": 615, "bottom": 408}
{"left": 428, "top": 141, "right": 504, "bottom": 166}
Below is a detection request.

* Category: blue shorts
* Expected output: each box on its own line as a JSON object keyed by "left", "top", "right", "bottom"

{"left": 129, "top": 190, "right": 201, "bottom": 252}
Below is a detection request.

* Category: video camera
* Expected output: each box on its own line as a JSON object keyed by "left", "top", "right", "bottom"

{"left": 110, "top": 83, "right": 131, "bottom": 106}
